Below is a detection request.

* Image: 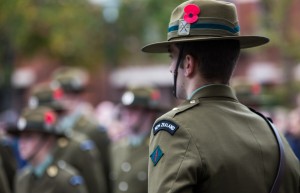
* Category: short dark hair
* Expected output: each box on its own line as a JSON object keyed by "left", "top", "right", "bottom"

{"left": 177, "top": 40, "right": 240, "bottom": 84}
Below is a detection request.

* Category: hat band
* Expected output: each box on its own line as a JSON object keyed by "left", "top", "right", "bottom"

{"left": 167, "top": 22, "right": 240, "bottom": 40}
{"left": 21, "top": 121, "right": 55, "bottom": 133}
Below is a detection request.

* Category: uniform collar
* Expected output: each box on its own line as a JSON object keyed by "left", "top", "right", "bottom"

{"left": 31, "top": 155, "right": 53, "bottom": 178}
{"left": 189, "top": 84, "right": 238, "bottom": 101}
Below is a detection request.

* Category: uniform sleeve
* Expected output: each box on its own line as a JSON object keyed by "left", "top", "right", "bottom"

{"left": 148, "top": 118, "right": 202, "bottom": 193}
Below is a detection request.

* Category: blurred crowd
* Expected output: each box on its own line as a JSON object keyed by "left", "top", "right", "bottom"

{"left": 0, "top": 66, "right": 299, "bottom": 193}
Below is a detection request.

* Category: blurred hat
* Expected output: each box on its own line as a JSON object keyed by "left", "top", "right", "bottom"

{"left": 142, "top": 0, "right": 269, "bottom": 53}
{"left": 28, "top": 83, "right": 66, "bottom": 112}
{"left": 233, "top": 82, "right": 263, "bottom": 107}
{"left": 121, "top": 87, "right": 167, "bottom": 111}
{"left": 6, "top": 107, "right": 64, "bottom": 137}
{"left": 51, "top": 67, "right": 89, "bottom": 93}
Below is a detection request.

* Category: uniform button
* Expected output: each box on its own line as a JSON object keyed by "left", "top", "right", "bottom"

{"left": 47, "top": 166, "right": 58, "bottom": 177}
{"left": 137, "top": 171, "right": 147, "bottom": 181}
{"left": 58, "top": 137, "right": 69, "bottom": 148}
{"left": 119, "top": 181, "right": 128, "bottom": 192}
{"left": 121, "top": 162, "right": 131, "bottom": 172}
{"left": 190, "top": 100, "right": 196, "bottom": 104}
{"left": 58, "top": 160, "right": 66, "bottom": 169}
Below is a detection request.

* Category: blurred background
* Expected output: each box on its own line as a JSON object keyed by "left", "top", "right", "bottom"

{"left": 0, "top": 0, "right": 300, "bottom": 127}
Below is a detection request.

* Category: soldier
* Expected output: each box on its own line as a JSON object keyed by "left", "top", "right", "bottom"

{"left": 51, "top": 66, "right": 111, "bottom": 191}
{"left": 28, "top": 82, "right": 109, "bottom": 193}
{"left": 0, "top": 134, "right": 17, "bottom": 193}
{"left": 0, "top": 154, "right": 11, "bottom": 193}
{"left": 110, "top": 87, "right": 167, "bottom": 193}
{"left": 142, "top": 0, "right": 300, "bottom": 193}
{"left": 6, "top": 107, "right": 88, "bottom": 193}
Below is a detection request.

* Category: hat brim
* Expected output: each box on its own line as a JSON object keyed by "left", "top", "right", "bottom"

{"left": 142, "top": 35, "right": 269, "bottom": 53}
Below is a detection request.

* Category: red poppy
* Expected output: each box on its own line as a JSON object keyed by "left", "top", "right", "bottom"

{"left": 151, "top": 90, "right": 161, "bottom": 101}
{"left": 183, "top": 4, "right": 201, "bottom": 24}
{"left": 53, "top": 88, "right": 64, "bottom": 100}
{"left": 44, "top": 111, "right": 56, "bottom": 125}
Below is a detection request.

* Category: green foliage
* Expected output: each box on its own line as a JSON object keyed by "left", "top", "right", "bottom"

{"left": 0, "top": 0, "right": 105, "bottom": 68}
{"left": 0, "top": 0, "right": 186, "bottom": 68}
{"left": 261, "top": 0, "right": 300, "bottom": 60}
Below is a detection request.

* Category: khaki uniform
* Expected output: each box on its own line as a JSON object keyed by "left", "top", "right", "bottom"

{"left": 0, "top": 137, "right": 17, "bottom": 192}
{"left": 68, "top": 113, "right": 111, "bottom": 191}
{"left": 52, "top": 132, "right": 108, "bottom": 193}
{"left": 111, "top": 136, "right": 149, "bottom": 193}
{"left": 15, "top": 160, "right": 88, "bottom": 193}
{"left": 51, "top": 66, "right": 112, "bottom": 192}
{"left": 149, "top": 85, "right": 300, "bottom": 193}
{"left": 0, "top": 155, "right": 11, "bottom": 193}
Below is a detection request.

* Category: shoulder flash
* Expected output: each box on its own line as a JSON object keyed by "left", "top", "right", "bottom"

{"left": 153, "top": 120, "right": 179, "bottom": 135}
{"left": 80, "top": 139, "right": 95, "bottom": 151}
{"left": 69, "top": 175, "right": 84, "bottom": 186}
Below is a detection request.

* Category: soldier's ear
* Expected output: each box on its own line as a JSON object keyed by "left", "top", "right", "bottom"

{"left": 184, "top": 54, "right": 196, "bottom": 77}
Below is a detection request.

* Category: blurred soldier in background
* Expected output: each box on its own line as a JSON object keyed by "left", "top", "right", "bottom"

{"left": 285, "top": 108, "right": 300, "bottom": 159}
{"left": 50, "top": 66, "right": 111, "bottom": 191}
{"left": 27, "top": 82, "right": 109, "bottom": 193}
{"left": 0, "top": 153, "right": 11, "bottom": 193}
{"left": 110, "top": 87, "right": 168, "bottom": 193}
{"left": 6, "top": 107, "right": 88, "bottom": 193}
{"left": 0, "top": 132, "right": 17, "bottom": 193}
{"left": 232, "top": 79, "right": 263, "bottom": 109}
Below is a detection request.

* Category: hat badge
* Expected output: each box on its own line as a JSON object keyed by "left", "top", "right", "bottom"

{"left": 18, "top": 118, "right": 27, "bottom": 131}
{"left": 179, "top": 4, "right": 200, "bottom": 36}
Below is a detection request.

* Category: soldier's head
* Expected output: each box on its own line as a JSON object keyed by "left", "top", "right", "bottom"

{"left": 51, "top": 66, "right": 89, "bottom": 94}
{"left": 120, "top": 87, "right": 166, "bottom": 134}
{"left": 51, "top": 66, "right": 90, "bottom": 112}
{"left": 7, "top": 107, "right": 62, "bottom": 164}
{"left": 28, "top": 82, "right": 66, "bottom": 113}
{"left": 142, "top": 0, "right": 269, "bottom": 99}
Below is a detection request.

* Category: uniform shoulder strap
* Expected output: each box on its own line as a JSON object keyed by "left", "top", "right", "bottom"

{"left": 249, "top": 108, "right": 285, "bottom": 193}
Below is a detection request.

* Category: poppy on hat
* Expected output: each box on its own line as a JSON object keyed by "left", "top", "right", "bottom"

{"left": 28, "top": 83, "right": 66, "bottom": 112}
{"left": 121, "top": 87, "right": 169, "bottom": 111}
{"left": 51, "top": 67, "right": 89, "bottom": 93}
{"left": 6, "top": 107, "right": 65, "bottom": 137}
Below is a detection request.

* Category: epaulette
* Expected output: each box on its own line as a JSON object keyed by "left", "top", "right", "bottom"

{"left": 166, "top": 99, "right": 200, "bottom": 118}
{"left": 56, "top": 160, "right": 85, "bottom": 186}
{"left": 71, "top": 131, "right": 87, "bottom": 142}
{"left": 152, "top": 100, "right": 199, "bottom": 136}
